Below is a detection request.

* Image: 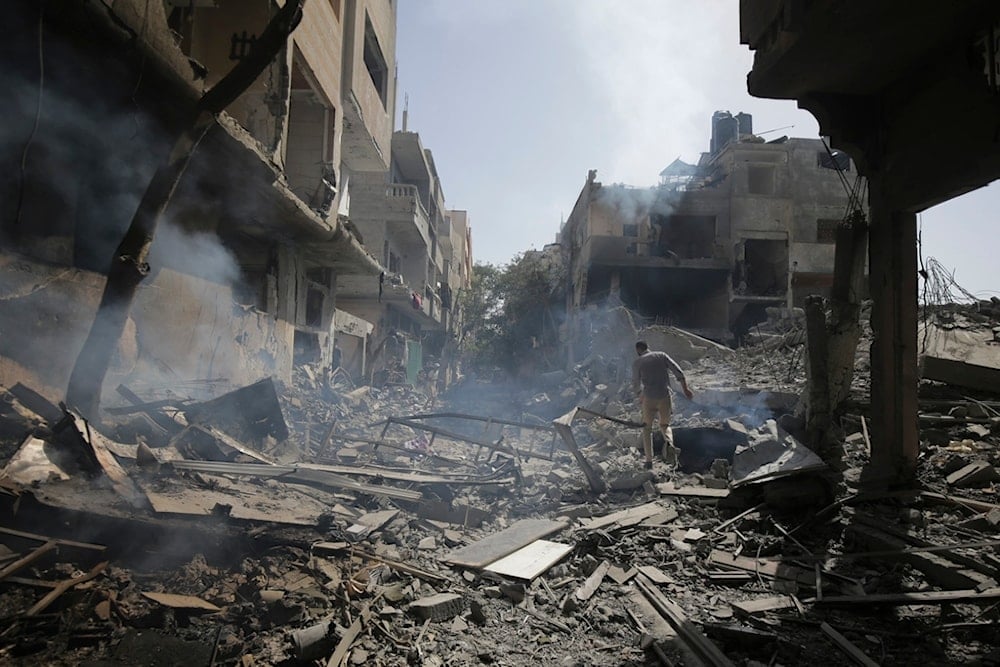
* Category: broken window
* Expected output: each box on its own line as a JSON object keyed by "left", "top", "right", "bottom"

{"left": 654, "top": 215, "right": 716, "bottom": 259}
{"left": 363, "top": 14, "right": 388, "bottom": 108}
{"left": 622, "top": 223, "right": 638, "bottom": 237}
{"left": 816, "top": 219, "right": 839, "bottom": 243}
{"left": 741, "top": 239, "right": 788, "bottom": 296}
{"left": 747, "top": 165, "right": 775, "bottom": 195}
{"left": 305, "top": 287, "right": 325, "bottom": 328}
{"left": 293, "top": 330, "right": 321, "bottom": 364}
{"left": 817, "top": 150, "right": 851, "bottom": 171}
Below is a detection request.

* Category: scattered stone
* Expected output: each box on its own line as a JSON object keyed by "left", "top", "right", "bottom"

{"left": 408, "top": 593, "right": 465, "bottom": 622}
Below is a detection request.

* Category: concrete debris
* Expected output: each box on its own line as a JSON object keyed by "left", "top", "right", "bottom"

{"left": 0, "top": 303, "right": 999, "bottom": 664}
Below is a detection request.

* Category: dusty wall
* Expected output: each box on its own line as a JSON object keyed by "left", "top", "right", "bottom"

{"left": 0, "top": 253, "right": 292, "bottom": 404}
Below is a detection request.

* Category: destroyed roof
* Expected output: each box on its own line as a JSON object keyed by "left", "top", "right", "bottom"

{"left": 658, "top": 157, "right": 700, "bottom": 177}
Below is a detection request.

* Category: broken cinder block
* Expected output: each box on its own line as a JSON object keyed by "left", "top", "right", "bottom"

{"left": 946, "top": 461, "right": 999, "bottom": 488}
{"left": 408, "top": 593, "right": 465, "bottom": 621}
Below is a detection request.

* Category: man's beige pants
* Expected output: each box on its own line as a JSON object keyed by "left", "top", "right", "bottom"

{"left": 641, "top": 393, "right": 674, "bottom": 463}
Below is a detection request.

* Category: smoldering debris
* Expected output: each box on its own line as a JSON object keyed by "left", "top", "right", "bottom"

{"left": 0, "top": 309, "right": 1000, "bottom": 665}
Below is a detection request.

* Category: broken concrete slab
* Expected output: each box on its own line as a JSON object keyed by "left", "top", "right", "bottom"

{"left": 945, "top": 460, "right": 999, "bottom": 488}
{"left": 920, "top": 322, "right": 1000, "bottom": 392}
{"left": 635, "top": 325, "right": 736, "bottom": 363}
{"left": 484, "top": 540, "right": 573, "bottom": 581}
{"left": 443, "top": 518, "right": 568, "bottom": 569}
{"left": 579, "top": 501, "right": 669, "bottom": 531}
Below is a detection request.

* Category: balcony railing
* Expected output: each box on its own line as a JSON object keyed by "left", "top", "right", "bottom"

{"left": 384, "top": 183, "right": 431, "bottom": 247}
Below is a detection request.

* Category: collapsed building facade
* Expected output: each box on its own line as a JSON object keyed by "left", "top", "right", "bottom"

{"left": 561, "top": 112, "right": 862, "bottom": 361}
{"left": 0, "top": 0, "right": 470, "bottom": 405}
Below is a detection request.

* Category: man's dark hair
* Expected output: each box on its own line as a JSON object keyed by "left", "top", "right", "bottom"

{"left": 635, "top": 341, "right": 648, "bottom": 352}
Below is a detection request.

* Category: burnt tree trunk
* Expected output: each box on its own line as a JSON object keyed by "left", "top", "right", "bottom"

{"left": 65, "top": 0, "right": 306, "bottom": 420}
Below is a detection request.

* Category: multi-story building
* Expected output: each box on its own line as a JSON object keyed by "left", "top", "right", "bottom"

{"left": 562, "top": 112, "right": 861, "bottom": 352}
{"left": 337, "top": 130, "right": 472, "bottom": 385}
{"left": 0, "top": 0, "right": 395, "bottom": 402}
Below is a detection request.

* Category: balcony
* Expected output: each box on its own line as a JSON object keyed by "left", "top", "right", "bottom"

{"left": 349, "top": 181, "right": 431, "bottom": 249}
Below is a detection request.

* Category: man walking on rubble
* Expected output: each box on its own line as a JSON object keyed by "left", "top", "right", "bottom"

{"left": 631, "top": 341, "right": 693, "bottom": 470}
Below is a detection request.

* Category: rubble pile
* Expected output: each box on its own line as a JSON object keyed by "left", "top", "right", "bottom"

{"left": 0, "top": 312, "right": 999, "bottom": 665}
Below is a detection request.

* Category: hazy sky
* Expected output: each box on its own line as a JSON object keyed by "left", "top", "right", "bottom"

{"left": 395, "top": 1, "right": 998, "bottom": 299}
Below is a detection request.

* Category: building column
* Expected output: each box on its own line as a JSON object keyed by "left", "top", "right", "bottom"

{"left": 866, "top": 177, "right": 919, "bottom": 486}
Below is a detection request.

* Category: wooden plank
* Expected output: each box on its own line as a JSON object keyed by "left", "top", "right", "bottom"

{"left": 657, "top": 483, "right": 730, "bottom": 499}
{"left": 141, "top": 591, "right": 221, "bottom": 612}
{"left": 327, "top": 609, "right": 367, "bottom": 667}
{"left": 731, "top": 595, "right": 797, "bottom": 617}
{"left": 26, "top": 561, "right": 108, "bottom": 616}
{"left": 194, "top": 424, "right": 277, "bottom": 465}
{"left": 0, "top": 526, "right": 105, "bottom": 552}
{"left": 708, "top": 549, "right": 814, "bottom": 586}
{"left": 313, "top": 543, "right": 449, "bottom": 584}
{"left": 712, "top": 502, "right": 767, "bottom": 534}
{"left": 574, "top": 560, "right": 611, "bottom": 601}
{"left": 0, "top": 541, "right": 57, "bottom": 582}
{"left": 142, "top": 482, "right": 332, "bottom": 526}
{"left": 636, "top": 575, "right": 735, "bottom": 667}
{"left": 919, "top": 490, "right": 1000, "bottom": 514}
{"left": 443, "top": 518, "right": 568, "bottom": 569}
{"left": 298, "top": 462, "right": 511, "bottom": 486}
{"left": 552, "top": 412, "right": 607, "bottom": 494}
{"left": 284, "top": 468, "right": 422, "bottom": 502}
{"left": 580, "top": 502, "right": 666, "bottom": 531}
{"left": 820, "top": 622, "right": 879, "bottom": 667}
{"left": 637, "top": 565, "right": 672, "bottom": 585}
{"left": 608, "top": 565, "right": 637, "bottom": 584}
{"left": 484, "top": 540, "right": 573, "bottom": 581}
{"left": 818, "top": 587, "right": 1000, "bottom": 606}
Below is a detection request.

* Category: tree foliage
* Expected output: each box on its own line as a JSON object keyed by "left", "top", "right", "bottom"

{"left": 459, "top": 250, "right": 566, "bottom": 375}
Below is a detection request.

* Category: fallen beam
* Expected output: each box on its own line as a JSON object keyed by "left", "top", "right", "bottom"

{"left": 26, "top": 560, "right": 108, "bottom": 616}
{"left": 552, "top": 409, "right": 606, "bottom": 494}
{"left": 284, "top": 468, "right": 422, "bottom": 502}
{"left": 400, "top": 412, "right": 556, "bottom": 433}
{"left": 0, "top": 526, "right": 106, "bottom": 552}
{"left": 313, "top": 542, "right": 448, "bottom": 584}
{"left": 820, "top": 622, "right": 879, "bottom": 667}
{"left": 817, "top": 587, "right": 1000, "bottom": 606}
{"left": 0, "top": 541, "right": 57, "bottom": 583}
{"left": 635, "top": 574, "right": 735, "bottom": 667}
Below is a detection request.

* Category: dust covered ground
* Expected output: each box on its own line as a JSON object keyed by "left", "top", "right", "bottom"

{"left": 0, "top": 305, "right": 999, "bottom": 665}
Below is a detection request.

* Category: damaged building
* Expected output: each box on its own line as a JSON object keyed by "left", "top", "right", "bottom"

{"left": 2, "top": 0, "right": 395, "bottom": 400}
{"left": 337, "top": 129, "right": 474, "bottom": 386}
{"left": 0, "top": 0, "right": 473, "bottom": 407}
{"left": 561, "top": 112, "right": 863, "bottom": 352}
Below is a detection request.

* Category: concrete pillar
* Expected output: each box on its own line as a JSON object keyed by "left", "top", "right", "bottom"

{"left": 866, "top": 178, "right": 919, "bottom": 485}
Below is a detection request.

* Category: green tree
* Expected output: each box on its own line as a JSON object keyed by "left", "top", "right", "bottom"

{"left": 460, "top": 250, "right": 566, "bottom": 375}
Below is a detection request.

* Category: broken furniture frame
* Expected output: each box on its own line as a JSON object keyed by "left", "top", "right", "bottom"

{"left": 401, "top": 412, "right": 560, "bottom": 462}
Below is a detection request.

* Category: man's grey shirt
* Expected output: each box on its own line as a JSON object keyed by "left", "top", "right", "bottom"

{"left": 631, "top": 351, "right": 686, "bottom": 400}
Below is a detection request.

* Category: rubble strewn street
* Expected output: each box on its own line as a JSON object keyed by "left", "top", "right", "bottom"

{"left": 1, "top": 304, "right": 999, "bottom": 666}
